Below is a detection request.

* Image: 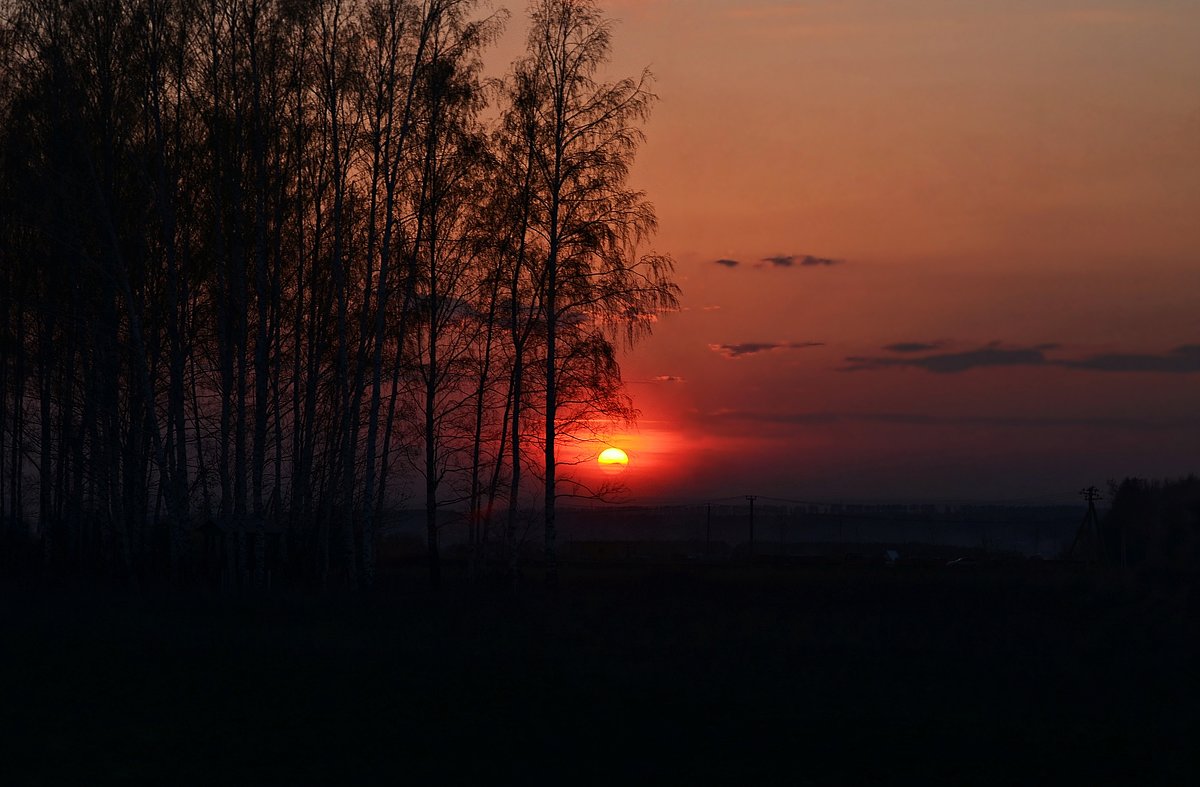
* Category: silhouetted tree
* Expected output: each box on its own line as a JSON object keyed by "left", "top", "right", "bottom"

{"left": 507, "top": 0, "right": 677, "bottom": 585}
{"left": 403, "top": 0, "right": 498, "bottom": 588}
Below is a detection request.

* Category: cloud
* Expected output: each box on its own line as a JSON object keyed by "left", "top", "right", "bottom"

{"left": 845, "top": 342, "right": 1200, "bottom": 375}
{"left": 709, "top": 341, "right": 824, "bottom": 359}
{"left": 1060, "top": 345, "right": 1200, "bottom": 374}
{"left": 882, "top": 342, "right": 943, "bottom": 353}
{"left": 762, "top": 255, "right": 795, "bottom": 267}
{"left": 761, "top": 254, "right": 843, "bottom": 268}
{"left": 701, "top": 304, "right": 722, "bottom": 311}
{"left": 844, "top": 344, "right": 1050, "bottom": 373}
{"left": 651, "top": 375, "right": 686, "bottom": 383}
{"left": 694, "top": 409, "right": 1195, "bottom": 433}
{"left": 714, "top": 252, "right": 845, "bottom": 270}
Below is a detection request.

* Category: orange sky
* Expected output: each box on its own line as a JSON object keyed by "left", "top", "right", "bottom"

{"left": 496, "top": 0, "right": 1200, "bottom": 503}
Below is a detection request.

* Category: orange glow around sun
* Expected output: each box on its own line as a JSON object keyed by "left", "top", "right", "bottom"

{"left": 597, "top": 447, "right": 629, "bottom": 466}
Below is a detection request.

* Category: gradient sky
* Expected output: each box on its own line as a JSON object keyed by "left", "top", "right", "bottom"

{"left": 496, "top": 0, "right": 1200, "bottom": 503}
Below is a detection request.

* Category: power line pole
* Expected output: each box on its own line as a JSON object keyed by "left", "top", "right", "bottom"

{"left": 746, "top": 495, "right": 757, "bottom": 553}
{"left": 1070, "top": 486, "right": 1103, "bottom": 563}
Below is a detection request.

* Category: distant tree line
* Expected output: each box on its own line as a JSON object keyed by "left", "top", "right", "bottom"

{"left": 1104, "top": 476, "right": 1200, "bottom": 589}
{"left": 0, "top": 0, "right": 677, "bottom": 587}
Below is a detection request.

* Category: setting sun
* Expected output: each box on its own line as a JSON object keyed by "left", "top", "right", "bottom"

{"left": 598, "top": 447, "right": 630, "bottom": 467}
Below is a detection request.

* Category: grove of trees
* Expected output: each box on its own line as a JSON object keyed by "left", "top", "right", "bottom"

{"left": 0, "top": 0, "right": 677, "bottom": 588}
{"left": 1104, "top": 476, "right": 1200, "bottom": 584}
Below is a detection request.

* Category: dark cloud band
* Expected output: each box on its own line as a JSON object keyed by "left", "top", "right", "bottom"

{"left": 710, "top": 341, "right": 824, "bottom": 358}
{"left": 844, "top": 343, "right": 1200, "bottom": 374}
{"left": 761, "top": 254, "right": 843, "bottom": 268}
{"left": 712, "top": 253, "right": 845, "bottom": 269}
{"left": 1059, "top": 345, "right": 1200, "bottom": 373}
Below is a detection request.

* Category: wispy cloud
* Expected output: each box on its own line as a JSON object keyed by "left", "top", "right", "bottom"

{"left": 761, "top": 254, "right": 843, "bottom": 268}
{"left": 651, "top": 375, "right": 686, "bottom": 383}
{"left": 1059, "top": 345, "right": 1200, "bottom": 374}
{"left": 709, "top": 341, "right": 823, "bottom": 359}
{"left": 714, "top": 252, "right": 845, "bottom": 270}
{"left": 844, "top": 344, "right": 1049, "bottom": 373}
{"left": 844, "top": 343, "right": 1200, "bottom": 374}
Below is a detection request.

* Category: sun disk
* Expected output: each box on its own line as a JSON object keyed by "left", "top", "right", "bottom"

{"left": 598, "top": 447, "right": 629, "bottom": 466}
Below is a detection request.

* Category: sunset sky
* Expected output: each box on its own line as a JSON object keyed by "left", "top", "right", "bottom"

{"left": 498, "top": 0, "right": 1200, "bottom": 503}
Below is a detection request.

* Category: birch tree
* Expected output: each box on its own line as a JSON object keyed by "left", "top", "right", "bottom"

{"left": 511, "top": 0, "right": 677, "bottom": 585}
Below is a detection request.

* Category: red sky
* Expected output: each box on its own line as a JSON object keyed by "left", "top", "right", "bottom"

{"left": 497, "top": 0, "right": 1200, "bottom": 503}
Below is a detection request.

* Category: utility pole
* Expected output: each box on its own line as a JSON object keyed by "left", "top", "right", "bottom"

{"left": 1070, "top": 486, "right": 1103, "bottom": 563}
{"left": 746, "top": 495, "right": 757, "bottom": 553}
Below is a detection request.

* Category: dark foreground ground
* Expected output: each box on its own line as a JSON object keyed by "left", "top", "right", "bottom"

{"left": 2, "top": 561, "right": 1197, "bottom": 785}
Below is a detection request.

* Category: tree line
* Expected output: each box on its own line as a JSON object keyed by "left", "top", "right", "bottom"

{"left": 0, "top": 0, "right": 677, "bottom": 588}
{"left": 1103, "top": 476, "right": 1200, "bottom": 584}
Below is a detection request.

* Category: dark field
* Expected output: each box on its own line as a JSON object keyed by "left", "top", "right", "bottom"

{"left": 2, "top": 562, "right": 1196, "bottom": 785}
